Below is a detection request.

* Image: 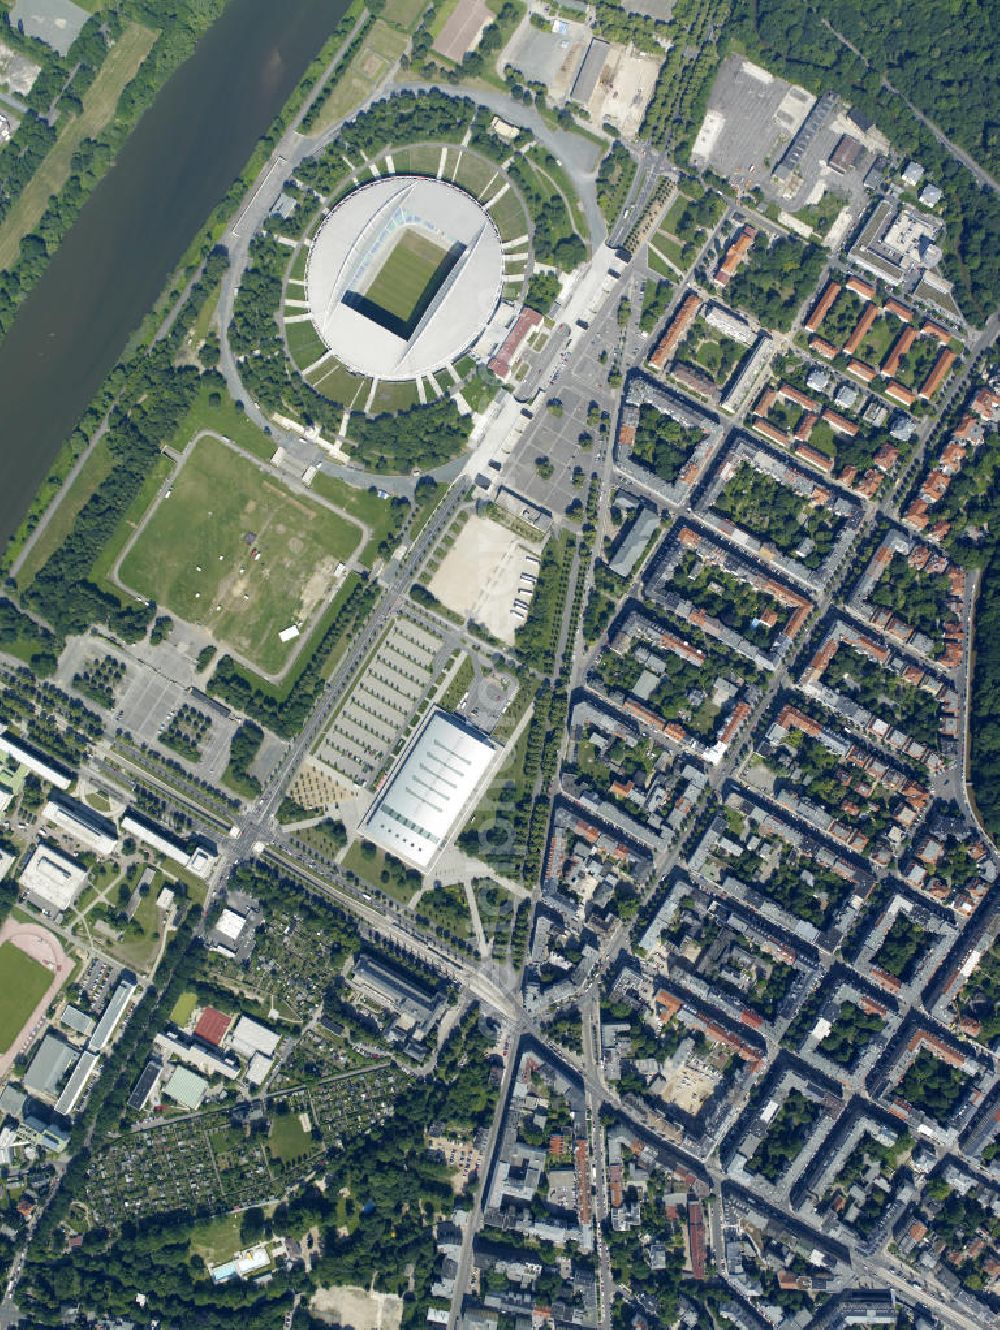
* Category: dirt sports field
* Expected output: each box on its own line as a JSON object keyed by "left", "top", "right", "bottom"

{"left": 428, "top": 513, "right": 543, "bottom": 645}
{"left": 434, "top": 0, "right": 490, "bottom": 64}
{"left": 0, "top": 919, "right": 72, "bottom": 1079}
{"left": 310, "top": 1285, "right": 403, "bottom": 1330}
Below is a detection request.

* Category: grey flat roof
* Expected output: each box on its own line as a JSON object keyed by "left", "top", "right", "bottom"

{"left": 24, "top": 1033, "right": 77, "bottom": 1098}
{"left": 571, "top": 38, "right": 610, "bottom": 104}
{"left": 10, "top": 0, "right": 87, "bottom": 56}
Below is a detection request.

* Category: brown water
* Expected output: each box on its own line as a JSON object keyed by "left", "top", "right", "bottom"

{"left": 0, "top": 0, "right": 349, "bottom": 551}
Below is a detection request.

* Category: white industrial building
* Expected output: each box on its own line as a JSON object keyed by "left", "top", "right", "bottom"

{"left": 215, "top": 908, "right": 247, "bottom": 945}
{"left": 54, "top": 1050, "right": 100, "bottom": 1117}
{"left": 230, "top": 1016, "right": 281, "bottom": 1060}
{"left": 246, "top": 1052, "right": 273, "bottom": 1087}
{"left": 20, "top": 842, "right": 87, "bottom": 914}
{"left": 362, "top": 710, "right": 496, "bottom": 869}
{"left": 305, "top": 176, "right": 505, "bottom": 381}
{"left": 89, "top": 977, "right": 136, "bottom": 1053}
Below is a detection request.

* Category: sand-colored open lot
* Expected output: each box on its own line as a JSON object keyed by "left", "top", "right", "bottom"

{"left": 659, "top": 1063, "right": 719, "bottom": 1116}
{"left": 587, "top": 47, "right": 662, "bottom": 139}
{"left": 311, "top": 1285, "right": 404, "bottom": 1330}
{"left": 428, "top": 514, "right": 543, "bottom": 644}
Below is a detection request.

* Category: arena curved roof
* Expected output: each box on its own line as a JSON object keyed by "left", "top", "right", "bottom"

{"left": 362, "top": 710, "right": 496, "bottom": 869}
{"left": 305, "top": 176, "right": 506, "bottom": 382}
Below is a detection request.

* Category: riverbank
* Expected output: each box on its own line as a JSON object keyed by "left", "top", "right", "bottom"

{"left": 0, "top": 0, "right": 356, "bottom": 560}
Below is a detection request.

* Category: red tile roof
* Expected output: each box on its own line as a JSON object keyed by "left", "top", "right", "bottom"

{"left": 194, "top": 1006, "right": 231, "bottom": 1046}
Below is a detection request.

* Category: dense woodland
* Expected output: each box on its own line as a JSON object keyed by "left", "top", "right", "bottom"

{"left": 970, "top": 549, "right": 1000, "bottom": 839}
{"left": 817, "top": 0, "right": 997, "bottom": 178}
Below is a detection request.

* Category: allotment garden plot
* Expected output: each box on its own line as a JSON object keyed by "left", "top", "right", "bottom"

{"left": 119, "top": 434, "right": 362, "bottom": 675}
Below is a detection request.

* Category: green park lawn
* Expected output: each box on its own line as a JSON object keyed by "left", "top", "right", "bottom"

{"left": 188, "top": 1213, "right": 242, "bottom": 1266}
{"left": 119, "top": 434, "right": 363, "bottom": 674}
{"left": 284, "top": 317, "right": 330, "bottom": 372}
{"left": 0, "top": 942, "right": 53, "bottom": 1053}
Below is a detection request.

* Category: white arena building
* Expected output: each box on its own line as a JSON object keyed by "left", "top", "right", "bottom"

{"left": 305, "top": 176, "right": 506, "bottom": 381}
{"left": 362, "top": 710, "right": 496, "bottom": 869}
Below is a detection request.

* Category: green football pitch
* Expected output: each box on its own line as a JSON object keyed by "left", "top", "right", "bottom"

{"left": 363, "top": 229, "right": 454, "bottom": 329}
{"left": 0, "top": 942, "right": 52, "bottom": 1054}
{"left": 120, "top": 434, "right": 364, "bottom": 674}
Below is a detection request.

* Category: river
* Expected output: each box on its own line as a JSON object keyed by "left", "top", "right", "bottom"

{"left": 0, "top": 0, "right": 349, "bottom": 552}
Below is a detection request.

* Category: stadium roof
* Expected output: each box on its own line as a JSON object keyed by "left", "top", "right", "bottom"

{"left": 306, "top": 176, "right": 505, "bottom": 381}
{"left": 362, "top": 710, "right": 495, "bottom": 869}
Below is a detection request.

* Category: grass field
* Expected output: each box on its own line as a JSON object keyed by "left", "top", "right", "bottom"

{"left": 382, "top": 0, "right": 427, "bottom": 29}
{"left": 0, "top": 23, "right": 158, "bottom": 270}
{"left": 646, "top": 247, "right": 682, "bottom": 280}
{"left": 309, "top": 19, "right": 409, "bottom": 134}
{"left": 488, "top": 188, "right": 530, "bottom": 243}
{"left": 0, "top": 942, "right": 52, "bottom": 1054}
{"left": 342, "top": 839, "right": 421, "bottom": 904}
{"left": 269, "top": 1111, "right": 313, "bottom": 1162}
{"left": 858, "top": 316, "right": 899, "bottom": 368}
{"left": 369, "top": 379, "right": 421, "bottom": 414}
{"left": 119, "top": 435, "right": 364, "bottom": 674}
{"left": 307, "top": 357, "right": 370, "bottom": 408}
{"left": 452, "top": 149, "right": 501, "bottom": 200}
{"left": 308, "top": 471, "right": 402, "bottom": 569}
{"left": 285, "top": 317, "right": 330, "bottom": 371}
{"left": 111, "top": 884, "right": 163, "bottom": 972}
{"left": 169, "top": 990, "right": 197, "bottom": 1027}
{"left": 363, "top": 230, "right": 453, "bottom": 330}
{"left": 189, "top": 1213, "right": 242, "bottom": 1266}
{"left": 171, "top": 384, "right": 279, "bottom": 463}
{"left": 75, "top": 385, "right": 279, "bottom": 596}
{"left": 403, "top": 143, "right": 443, "bottom": 175}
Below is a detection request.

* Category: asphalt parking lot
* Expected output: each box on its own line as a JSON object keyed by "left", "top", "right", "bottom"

{"left": 505, "top": 380, "right": 599, "bottom": 519}
{"left": 692, "top": 53, "right": 813, "bottom": 191}
{"left": 55, "top": 636, "right": 238, "bottom": 783}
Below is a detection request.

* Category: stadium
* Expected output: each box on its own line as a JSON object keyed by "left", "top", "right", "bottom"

{"left": 305, "top": 176, "right": 507, "bottom": 382}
